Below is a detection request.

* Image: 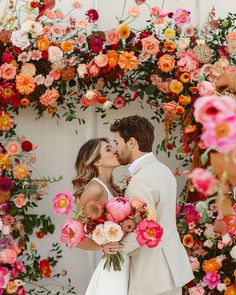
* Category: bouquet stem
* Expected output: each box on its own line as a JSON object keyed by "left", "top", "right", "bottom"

{"left": 103, "top": 252, "right": 125, "bottom": 271}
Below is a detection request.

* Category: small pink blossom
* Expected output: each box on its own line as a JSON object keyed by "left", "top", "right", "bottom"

{"left": 189, "top": 284, "right": 205, "bottom": 295}
{"left": 44, "top": 75, "right": 54, "bottom": 87}
{"left": 128, "top": 6, "right": 140, "bottom": 17}
{"left": 14, "top": 193, "right": 27, "bottom": 208}
{"left": 6, "top": 142, "right": 20, "bottom": 155}
{"left": 114, "top": 96, "right": 126, "bottom": 109}
{"left": 72, "top": 1, "right": 82, "bottom": 9}
{"left": 136, "top": 220, "right": 163, "bottom": 248}
{"left": 44, "top": 9, "right": 56, "bottom": 19}
{"left": 53, "top": 191, "right": 75, "bottom": 215}
{"left": 55, "top": 9, "right": 64, "bottom": 20}
{"left": 189, "top": 168, "right": 218, "bottom": 196}
{"left": 35, "top": 74, "right": 45, "bottom": 85}
{"left": 18, "top": 52, "right": 31, "bottom": 63}
{"left": 51, "top": 25, "right": 64, "bottom": 37}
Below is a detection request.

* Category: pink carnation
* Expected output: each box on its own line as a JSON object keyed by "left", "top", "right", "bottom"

{"left": 189, "top": 168, "right": 218, "bottom": 196}
{"left": 39, "top": 89, "right": 60, "bottom": 106}
{"left": 53, "top": 191, "right": 74, "bottom": 215}
{"left": 105, "top": 197, "right": 132, "bottom": 222}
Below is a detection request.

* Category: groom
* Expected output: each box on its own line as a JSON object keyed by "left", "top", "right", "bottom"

{"left": 110, "top": 115, "right": 194, "bottom": 295}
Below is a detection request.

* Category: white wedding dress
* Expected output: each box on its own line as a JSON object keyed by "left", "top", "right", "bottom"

{"left": 85, "top": 178, "right": 130, "bottom": 295}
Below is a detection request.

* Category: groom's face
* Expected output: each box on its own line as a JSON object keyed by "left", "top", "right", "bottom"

{"left": 113, "top": 132, "right": 132, "bottom": 165}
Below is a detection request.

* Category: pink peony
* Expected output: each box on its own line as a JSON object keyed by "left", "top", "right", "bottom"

{"left": 0, "top": 63, "right": 17, "bottom": 80}
{"left": 0, "top": 249, "right": 17, "bottom": 264}
{"left": 105, "top": 197, "right": 132, "bottom": 222}
{"left": 0, "top": 266, "right": 9, "bottom": 289}
{"left": 201, "top": 115, "right": 236, "bottom": 153}
{"left": 141, "top": 35, "right": 160, "bottom": 55}
{"left": 39, "top": 89, "right": 60, "bottom": 106}
{"left": 60, "top": 218, "right": 85, "bottom": 249}
{"left": 173, "top": 9, "right": 190, "bottom": 27}
{"left": 197, "top": 81, "right": 215, "bottom": 96}
{"left": 136, "top": 220, "right": 163, "bottom": 248}
{"left": 189, "top": 284, "right": 205, "bottom": 295}
{"left": 189, "top": 168, "right": 218, "bottom": 196}
{"left": 53, "top": 191, "right": 74, "bottom": 215}
{"left": 177, "top": 50, "right": 199, "bottom": 72}
{"left": 194, "top": 95, "right": 236, "bottom": 125}
{"left": 203, "top": 272, "right": 221, "bottom": 289}
{"left": 105, "top": 30, "right": 120, "bottom": 45}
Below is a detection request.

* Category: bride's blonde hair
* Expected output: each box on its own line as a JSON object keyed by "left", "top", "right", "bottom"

{"left": 72, "top": 137, "right": 109, "bottom": 198}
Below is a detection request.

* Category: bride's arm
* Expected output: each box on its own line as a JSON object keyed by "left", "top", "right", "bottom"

{"left": 76, "top": 237, "right": 102, "bottom": 251}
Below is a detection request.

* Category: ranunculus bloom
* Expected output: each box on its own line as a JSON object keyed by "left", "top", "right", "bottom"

{"left": 194, "top": 95, "right": 236, "bottom": 125}
{"left": 107, "top": 50, "right": 119, "bottom": 68}
{"left": 53, "top": 191, "right": 74, "bottom": 215}
{"left": 6, "top": 281, "right": 18, "bottom": 294}
{"left": 197, "top": 81, "right": 215, "bottom": 96}
{"left": 60, "top": 218, "right": 85, "bottom": 249}
{"left": 105, "top": 197, "right": 132, "bottom": 222}
{"left": 141, "top": 35, "right": 160, "bottom": 55}
{"left": 39, "top": 89, "right": 60, "bottom": 106}
{"left": 201, "top": 115, "right": 236, "bottom": 153}
{"left": 203, "top": 272, "right": 221, "bottom": 289}
{"left": 60, "top": 40, "right": 73, "bottom": 52}
{"left": 157, "top": 54, "right": 175, "bottom": 73}
{"left": 106, "top": 30, "right": 120, "bottom": 45}
{"left": 136, "top": 220, "right": 163, "bottom": 248}
{"left": 118, "top": 51, "right": 138, "bottom": 72}
{"left": 0, "top": 63, "right": 17, "bottom": 80}
{"left": 169, "top": 80, "right": 183, "bottom": 94}
{"left": 189, "top": 168, "right": 218, "bottom": 196}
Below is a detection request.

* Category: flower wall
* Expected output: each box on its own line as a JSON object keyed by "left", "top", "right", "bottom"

{"left": 0, "top": 0, "right": 236, "bottom": 294}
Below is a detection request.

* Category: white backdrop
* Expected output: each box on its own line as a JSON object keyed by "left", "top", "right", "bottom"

{"left": 1, "top": 0, "right": 236, "bottom": 293}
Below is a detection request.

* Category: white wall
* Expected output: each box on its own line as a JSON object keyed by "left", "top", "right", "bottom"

{"left": 2, "top": 0, "right": 236, "bottom": 293}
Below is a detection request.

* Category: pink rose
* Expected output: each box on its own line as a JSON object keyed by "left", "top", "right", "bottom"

{"left": 189, "top": 168, "right": 218, "bottom": 196}
{"left": 189, "top": 256, "right": 200, "bottom": 271}
{"left": 128, "top": 6, "right": 140, "bottom": 17}
{"left": 197, "top": 81, "right": 215, "bottom": 96}
{"left": 105, "top": 30, "right": 120, "bottom": 45}
{"left": 94, "top": 54, "right": 108, "bottom": 67}
{"left": 0, "top": 249, "right": 17, "bottom": 264}
{"left": 39, "top": 89, "right": 60, "bottom": 106}
{"left": 189, "top": 284, "right": 205, "bottom": 295}
{"left": 87, "top": 60, "right": 100, "bottom": 77}
{"left": 105, "top": 197, "right": 132, "bottom": 222}
{"left": 0, "top": 63, "right": 17, "bottom": 80}
{"left": 194, "top": 95, "right": 236, "bottom": 125}
{"left": 53, "top": 191, "right": 74, "bottom": 215}
{"left": 141, "top": 36, "right": 160, "bottom": 55}
{"left": 60, "top": 218, "right": 85, "bottom": 249}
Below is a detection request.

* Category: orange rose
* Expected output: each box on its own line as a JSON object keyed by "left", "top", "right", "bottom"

{"left": 178, "top": 95, "right": 191, "bottom": 105}
{"left": 180, "top": 72, "right": 191, "bottom": 83}
{"left": 107, "top": 50, "right": 119, "bottom": 68}
{"left": 169, "top": 80, "right": 183, "bottom": 94}
{"left": 60, "top": 40, "right": 73, "bottom": 52}
{"left": 36, "top": 36, "right": 50, "bottom": 51}
{"left": 164, "top": 40, "right": 176, "bottom": 52}
{"left": 94, "top": 54, "right": 108, "bottom": 67}
{"left": 157, "top": 54, "right": 175, "bottom": 73}
{"left": 118, "top": 51, "right": 138, "bottom": 72}
{"left": 141, "top": 35, "right": 160, "bottom": 55}
{"left": 202, "top": 258, "right": 221, "bottom": 273}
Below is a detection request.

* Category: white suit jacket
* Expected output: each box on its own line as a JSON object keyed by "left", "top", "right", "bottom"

{"left": 122, "top": 153, "right": 194, "bottom": 295}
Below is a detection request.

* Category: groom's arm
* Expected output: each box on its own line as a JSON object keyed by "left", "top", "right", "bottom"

{"left": 121, "top": 176, "right": 159, "bottom": 255}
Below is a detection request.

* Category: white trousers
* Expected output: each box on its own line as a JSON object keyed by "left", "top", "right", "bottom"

{"left": 157, "top": 287, "right": 182, "bottom": 295}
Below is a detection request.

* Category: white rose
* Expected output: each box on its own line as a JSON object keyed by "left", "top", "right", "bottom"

{"left": 11, "top": 30, "right": 30, "bottom": 50}
{"left": 104, "top": 221, "right": 123, "bottom": 242}
{"left": 21, "top": 20, "right": 43, "bottom": 35}
{"left": 222, "top": 233, "right": 231, "bottom": 245}
{"left": 102, "top": 101, "right": 113, "bottom": 110}
{"left": 77, "top": 64, "right": 87, "bottom": 78}
{"left": 217, "top": 283, "right": 226, "bottom": 292}
{"left": 92, "top": 224, "right": 107, "bottom": 245}
{"left": 2, "top": 225, "right": 11, "bottom": 235}
{"left": 177, "top": 38, "right": 190, "bottom": 50}
{"left": 203, "top": 239, "right": 213, "bottom": 248}
{"left": 230, "top": 245, "right": 236, "bottom": 259}
{"left": 48, "top": 46, "right": 63, "bottom": 63}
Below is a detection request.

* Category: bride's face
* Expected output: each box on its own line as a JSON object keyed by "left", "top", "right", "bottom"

{"left": 98, "top": 140, "right": 120, "bottom": 168}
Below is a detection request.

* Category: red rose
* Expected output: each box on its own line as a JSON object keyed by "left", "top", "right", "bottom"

{"left": 89, "top": 38, "right": 103, "bottom": 53}
{"left": 39, "top": 259, "right": 51, "bottom": 278}
{"left": 21, "top": 141, "right": 33, "bottom": 152}
{"left": 36, "top": 231, "right": 45, "bottom": 239}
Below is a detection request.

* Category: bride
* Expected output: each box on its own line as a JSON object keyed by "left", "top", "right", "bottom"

{"left": 72, "top": 137, "right": 129, "bottom": 295}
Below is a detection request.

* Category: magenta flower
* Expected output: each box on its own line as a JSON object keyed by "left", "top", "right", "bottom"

{"left": 189, "top": 168, "right": 218, "bottom": 196}
{"left": 203, "top": 272, "right": 221, "bottom": 289}
{"left": 53, "top": 191, "right": 74, "bottom": 215}
{"left": 173, "top": 9, "right": 190, "bottom": 27}
{"left": 201, "top": 115, "right": 236, "bottom": 153}
{"left": 0, "top": 176, "right": 13, "bottom": 191}
{"left": 11, "top": 260, "right": 26, "bottom": 278}
{"left": 0, "top": 266, "right": 9, "bottom": 288}
{"left": 60, "top": 218, "right": 85, "bottom": 249}
{"left": 136, "top": 220, "right": 163, "bottom": 248}
{"left": 105, "top": 197, "right": 132, "bottom": 222}
{"left": 86, "top": 9, "right": 99, "bottom": 23}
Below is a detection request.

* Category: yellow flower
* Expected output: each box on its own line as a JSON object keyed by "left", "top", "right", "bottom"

{"left": 164, "top": 28, "right": 176, "bottom": 39}
{"left": 13, "top": 163, "right": 29, "bottom": 179}
{"left": 164, "top": 40, "right": 177, "bottom": 52}
{"left": 118, "top": 24, "right": 130, "bottom": 39}
{"left": 0, "top": 112, "right": 14, "bottom": 131}
{"left": 170, "top": 80, "right": 183, "bottom": 94}
{"left": 180, "top": 72, "right": 191, "bottom": 83}
{"left": 178, "top": 95, "right": 191, "bottom": 105}
{"left": 182, "top": 234, "right": 194, "bottom": 248}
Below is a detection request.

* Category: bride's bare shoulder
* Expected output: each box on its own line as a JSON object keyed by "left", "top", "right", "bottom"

{"left": 80, "top": 180, "right": 104, "bottom": 201}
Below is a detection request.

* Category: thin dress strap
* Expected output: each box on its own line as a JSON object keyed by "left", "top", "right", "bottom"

{"left": 92, "top": 177, "right": 113, "bottom": 199}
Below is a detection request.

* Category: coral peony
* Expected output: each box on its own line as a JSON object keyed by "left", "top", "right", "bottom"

{"left": 136, "top": 219, "right": 163, "bottom": 248}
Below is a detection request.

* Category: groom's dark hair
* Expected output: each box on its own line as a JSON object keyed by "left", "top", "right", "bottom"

{"left": 110, "top": 115, "right": 154, "bottom": 152}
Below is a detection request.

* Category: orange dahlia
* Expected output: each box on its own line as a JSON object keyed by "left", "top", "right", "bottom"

{"left": 0, "top": 112, "right": 14, "bottom": 131}
{"left": 13, "top": 163, "right": 30, "bottom": 179}
{"left": 224, "top": 285, "right": 236, "bottom": 295}
{"left": 118, "top": 51, "right": 138, "bottom": 72}
{"left": 202, "top": 258, "right": 221, "bottom": 273}
{"left": 16, "top": 73, "right": 36, "bottom": 95}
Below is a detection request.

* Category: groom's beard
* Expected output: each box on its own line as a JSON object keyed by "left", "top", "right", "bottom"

{"left": 116, "top": 152, "right": 132, "bottom": 166}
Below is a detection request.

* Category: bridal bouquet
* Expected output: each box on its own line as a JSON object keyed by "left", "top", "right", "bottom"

{"left": 53, "top": 193, "right": 163, "bottom": 271}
